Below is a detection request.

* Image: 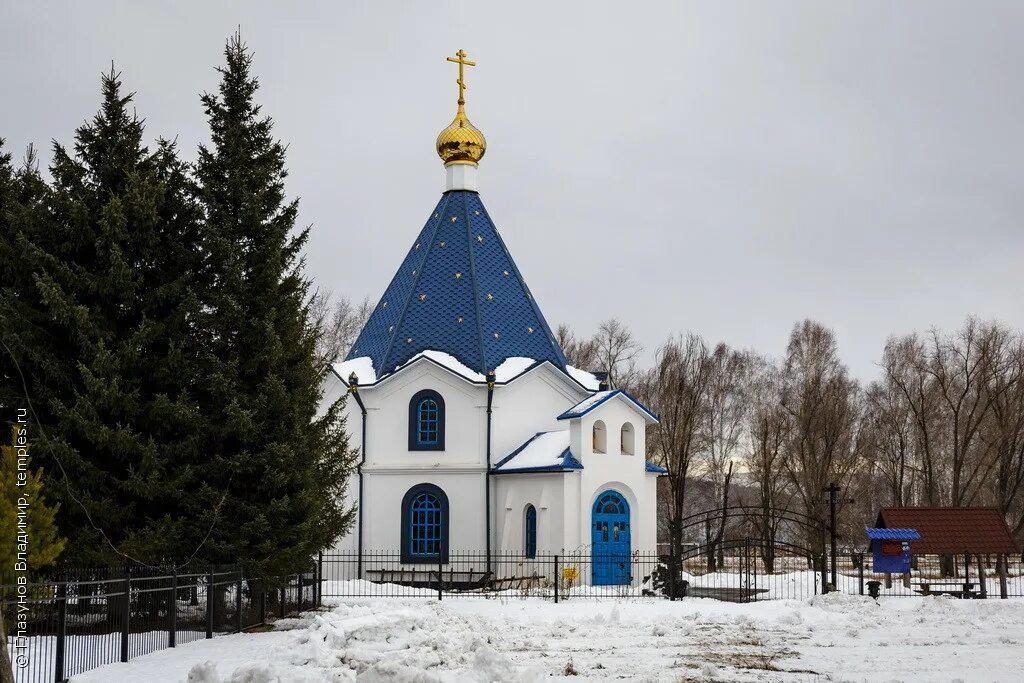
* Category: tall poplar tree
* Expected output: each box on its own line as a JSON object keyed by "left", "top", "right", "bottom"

{"left": 193, "top": 35, "right": 354, "bottom": 578}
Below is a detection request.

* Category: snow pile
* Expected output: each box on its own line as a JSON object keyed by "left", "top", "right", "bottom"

{"left": 76, "top": 594, "right": 1024, "bottom": 682}
{"left": 183, "top": 602, "right": 544, "bottom": 683}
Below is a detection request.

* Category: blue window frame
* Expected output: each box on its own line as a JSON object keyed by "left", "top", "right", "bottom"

{"left": 400, "top": 483, "right": 449, "bottom": 563}
{"left": 409, "top": 390, "right": 445, "bottom": 451}
{"left": 524, "top": 505, "right": 537, "bottom": 558}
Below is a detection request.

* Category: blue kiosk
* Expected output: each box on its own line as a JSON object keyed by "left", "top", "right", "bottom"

{"left": 864, "top": 527, "right": 920, "bottom": 597}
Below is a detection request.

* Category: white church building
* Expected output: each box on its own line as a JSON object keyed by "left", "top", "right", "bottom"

{"left": 324, "top": 51, "right": 664, "bottom": 586}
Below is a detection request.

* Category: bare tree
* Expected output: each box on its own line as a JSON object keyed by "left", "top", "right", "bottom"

{"left": 865, "top": 377, "right": 917, "bottom": 507}
{"left": 556, "top": 323, "right": 600, "bottom": 371}
{"left": 743, "top": 357, "right": 792, "bottom": 572}
{"left": 700, "top": 344, "right": 752, "bottom": 567}
{"left": 639, "top": 333, "right": 713, "bottom": 556}
{"left": 982, "top": 333, "right": 1024, "bottom": 538}
{"left": 593, "top": 318, "right": 642, "bottom": 389}
{"left": 310, "top": 291, "right": 371, "bottom": 367}
{"left": 780, "top": 320, "right": 863, "bottom": 556}
{"left": 881, "top": 334, "right": 945, "bottom": 504}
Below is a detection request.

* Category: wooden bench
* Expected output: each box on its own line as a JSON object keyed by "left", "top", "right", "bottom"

{"left": 367, "top": 568, "right": 491, "bottom": 589}
{"left": 914, "top": 581, "right": 981, "bottom": 598}
{"left": 488, "top": 574, "right": 544, "bottom": 592}
{"left": 367, "top": 569, "right": 544, "bottom": 592}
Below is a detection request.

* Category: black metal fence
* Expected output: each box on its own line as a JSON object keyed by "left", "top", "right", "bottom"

{"left": 320, "top": 547, "right": 1024, "bottom": 603}
{"left": 2, "top": 565, "right": 318, "bottom": 683}
{"left": 833, "top": 551, "right": 1024, "bottom": 599}
{"left": 319, "top": 547, "right": 825, "bottom": 603}
{"left": 7, "top": 550, "right": 1020, "bottom": 681}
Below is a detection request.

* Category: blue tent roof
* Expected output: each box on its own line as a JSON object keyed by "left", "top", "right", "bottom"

{"left": 347, "top": 190, "right": 567, "bottom": 377}
{"left": 865, "top": 527, "right": 921, "bottom": 541}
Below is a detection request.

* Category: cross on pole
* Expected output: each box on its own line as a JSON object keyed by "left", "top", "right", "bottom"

{"left": 446, "top": 49, "right": 476, "bottom": 105}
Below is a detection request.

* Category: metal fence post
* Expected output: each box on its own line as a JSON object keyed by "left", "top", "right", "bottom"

{"left": 169, "top": 566, "right": 178, "bottom": 648}
{"left": 819, "top": 553, "right": 828, "bottom": 594}
{"left": 120, "top": 568, "right": 131, "bottom": 662}
{"left": 668, "top": 545, "right": 676, "bottom": 601}
{"left": 858, "top": 554, "right": 864, "bottom": 596}
{"left": 235, "top": 566, "right": 243, "bottom": 633}
{"left": 437, "top": 547, "right": 443, "bottom": 601}
{"left": 317, "top": 552, "right": 323, "bottom": 607}
{"left": 54, "top": 579, "right": 68, "bottom": 682}
{"left": 554, "top": 555, "right": 559, "bottom": 604}
{"left": 206, "top": 567, "right": 214, "bottom": 639}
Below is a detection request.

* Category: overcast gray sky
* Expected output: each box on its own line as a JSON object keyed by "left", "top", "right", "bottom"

{"left": 3, "top": 1, "right": 1022, "bottom": 381}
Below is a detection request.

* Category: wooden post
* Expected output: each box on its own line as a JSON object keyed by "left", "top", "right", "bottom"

{"left": 977, "top": 554, "right": 987, "bottom": 599}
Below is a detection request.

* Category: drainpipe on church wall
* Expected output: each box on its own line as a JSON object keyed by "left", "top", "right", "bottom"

{"left": 348, "top": 373, "right": 368, "bottom": 579}
{"left": 485, "top": 372, "right": 495, "bottom": 576}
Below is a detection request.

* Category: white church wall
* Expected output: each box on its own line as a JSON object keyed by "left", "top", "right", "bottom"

{"left": 571, "top": 398, "right": 658, "bottom": 558}
{"left": 363, "top": 360, "right": 487, "bottom": 469}
{"left": 494, "top": 473, "right": 567, "bottom": 555}
{"left": 490, "top": 365, "right": 587, "bottom": 460}
{"left": 363, "top": 471, "right": 486, "bottom": 556}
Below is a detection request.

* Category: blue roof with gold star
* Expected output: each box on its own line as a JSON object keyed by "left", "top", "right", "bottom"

{"left": 346, "top": 190, "right": 567, "bottom": 377}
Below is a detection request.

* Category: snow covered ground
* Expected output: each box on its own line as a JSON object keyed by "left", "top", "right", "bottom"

{"left": 73, "top": 593, "right": 1024, "bottom": 682}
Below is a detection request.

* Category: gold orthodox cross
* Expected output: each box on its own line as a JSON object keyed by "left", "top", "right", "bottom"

{"left": 446, "top": 49, "right": 476, "bottom": 105}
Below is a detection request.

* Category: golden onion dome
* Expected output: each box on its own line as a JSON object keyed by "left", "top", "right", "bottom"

{"left": 436, "top": 49, "right": 486, "bottom": 166}
{"left": 436, "top": 104, "right": 486, "bottom": 166}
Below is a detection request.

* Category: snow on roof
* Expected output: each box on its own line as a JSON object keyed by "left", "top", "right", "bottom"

{"left": 493, "top": 431, "right": 583, "bottom": 473}
{"left": 335, "top": 352, "right": 601, "bottom": 391}
{"left": 333, "top": 356, "right": 377, "bottom": 385}
{"left": 493, "top": 356, "right": 538, "bottom": 382}
{"left": 566, "top": 365, "right": 601, "bottom": 391}
{"left": 556, "top": 389, "right": 660, "bottom": 423}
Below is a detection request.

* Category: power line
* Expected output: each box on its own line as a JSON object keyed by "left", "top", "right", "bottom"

{"left": 1, "top": 335, "right": 233, "bottom": 570}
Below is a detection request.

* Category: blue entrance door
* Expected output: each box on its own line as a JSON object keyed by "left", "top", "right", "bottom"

{"left": 591, "top": 491, "right": 631, "bottom": 585}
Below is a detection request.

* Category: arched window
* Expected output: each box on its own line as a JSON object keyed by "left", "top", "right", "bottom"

{"left": 620, "top": 423, "right": 635, "bottom": 455}
{"left": 400, "top": 483, "right": 449, "bottom": 563}
{"left": 524, "top": 505, "right": 537, "bottom": 558}
{"left": 409, "top": 390, "right": 445, "bottom": 451}
{"left": 592, "top": 420, "right": 607, "bottom": 454}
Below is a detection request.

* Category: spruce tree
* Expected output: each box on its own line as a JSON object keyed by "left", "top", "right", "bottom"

{"left": 0, "top": 426, "right": 66, "bottom": 584}
{"left": 193, "top": 35, "right": 354, "bottom": 578}
{"left": 0, "top": 72, "right": 207, "bottom": 565}
{"left": 0, "top": 142, "right": 53, "bottom": 416}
